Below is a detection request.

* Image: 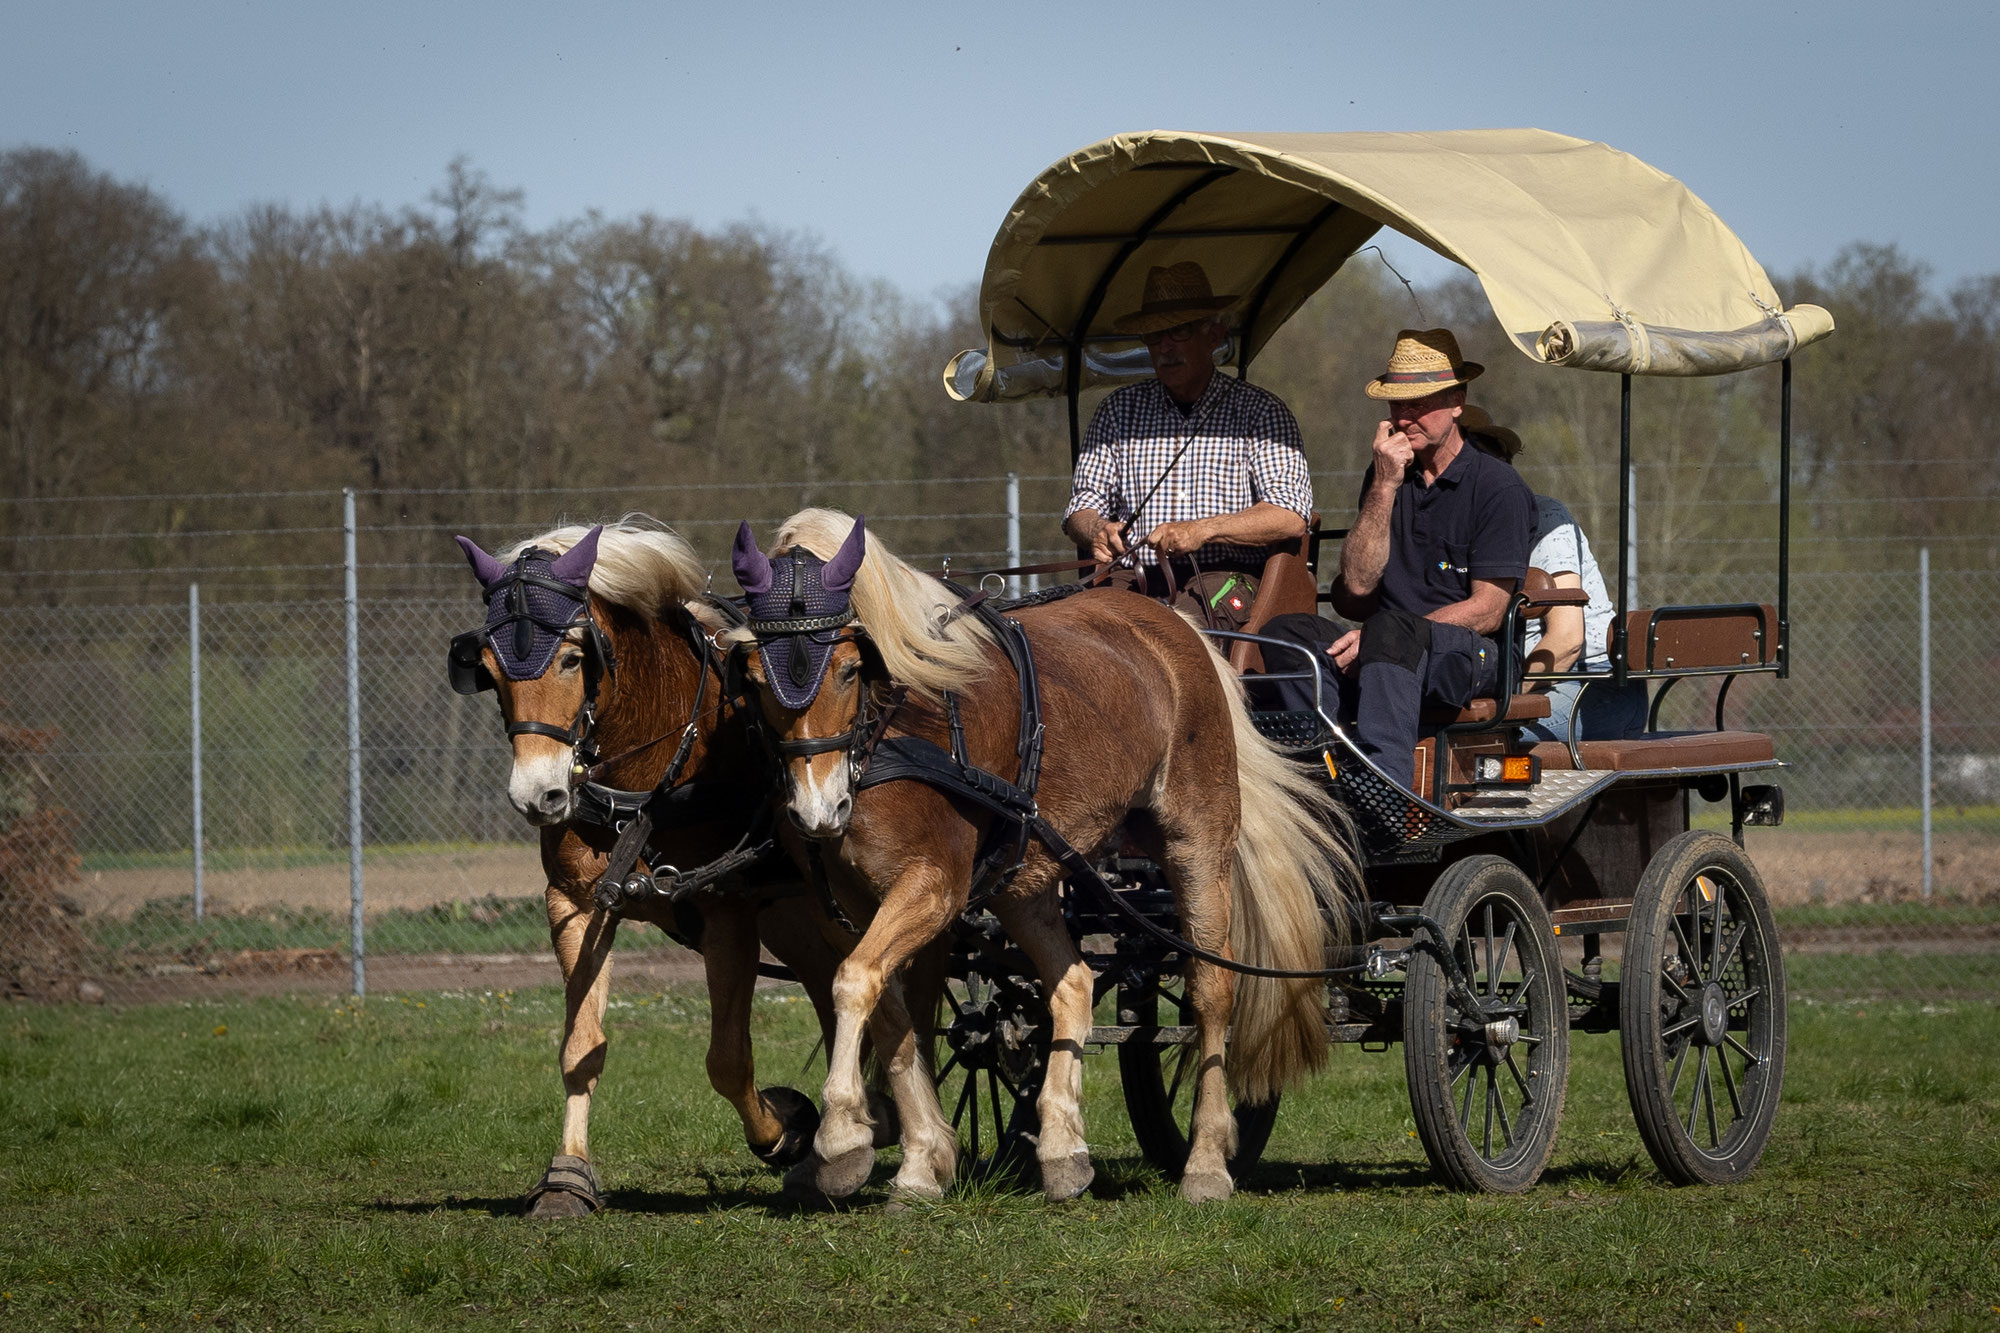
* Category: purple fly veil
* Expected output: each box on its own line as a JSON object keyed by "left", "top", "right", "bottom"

{"left": 733, "top": 521, "right": 774, "bottom": 596}
{"left": 549, "top": 524, "right": 603, "bottom": 588}
{"left": 455, "top": 535, "right": 509, "bottom": 589}
{"left": 451, "top": 531, "right": 593, "bottom": 683}
{"left": 821, "top": 515, "right": 866, "bottom": 593}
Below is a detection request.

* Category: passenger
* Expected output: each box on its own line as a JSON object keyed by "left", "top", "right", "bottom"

{"left": 1256, "top": 328, "right": 1533, "bottom": 794}
{"left": 1459, "top": 406, "right": 1649, "bottom": 741}
{"left": 1061, "top": 261, "right": 1312, "bottom": 630}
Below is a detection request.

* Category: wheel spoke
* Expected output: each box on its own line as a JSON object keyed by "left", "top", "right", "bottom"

{"left": 1503, "top": 966, "right": 1540, "bottom": 1006}
{"left": 1459, "top": 1052, "right": 1480, "bottom": 1127}
{"left": 1701, "top": 1048, "right": 1720, "bottom": 1147}
{"left": 1483, "top": 904, "right": 1496, "bottom": 997}
{"left": 1661, "top": 969, "right": 1693, "bottom": 1003}
{"left": 1724, "top": 986, "right": 1763, "bottom": 1012}
{"left": 1670, "top": 913, "right": 1698, "bottom": 984}
{"left": 1504, "top": 1048, "right": 1532, "bottom": 1102}
{"left": 1166, "top": 1046, "right": 1190, "bottom": 1110}
{"left": 1482, "top": 1066, "right": 1496, "bottom": 1157}
{"left": 1493, "top": 1070, "right": 1515, "bottom": 1150}
{"left": 1686, "top": 1048, "right": 1708, "bottom": 1140}
{"left": 1668, "top": 1036, "right": 1692, "bottom": 1097}
{"left": 1709, "top": 883, "right": 1727, "bottom": 978}
{"left": 1723, "top": 1032, "right": 1762, "bottom": 1065}
{"left": 936, "top": 1051, "right": 961, "bottom": 1084}
{"left": 968, "top": 1071, "right": 981, "bottom": 1157}
{"left": 1492, "top": 921, "right": 1516, "bottom": 990}
{"left": 988, "top": 1068, "right": 1005, "bottom": 1150}
{"left": 1716, "top": 1039, "right": 1745, "bottom": 1122}
{"left": 1717, "top": 919, "right": 1748, "bottom": 976}
{"left": 950, "top": 1067, "right": 974, "bottom": 1128}
{"left": 1449, "top": 1043, "right": 1477, "bottom": 1088}
{"left": 1661, "top": 1014, "right": 1701, "bottom": 1040}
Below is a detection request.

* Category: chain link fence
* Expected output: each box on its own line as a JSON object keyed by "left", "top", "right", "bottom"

{"left": 2, "top": 482, "right": 1994, "bottom": 1004}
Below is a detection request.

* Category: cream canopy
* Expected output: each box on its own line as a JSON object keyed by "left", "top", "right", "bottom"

{"left": 943, "top": 130, "right": 1834, "bottom": 404}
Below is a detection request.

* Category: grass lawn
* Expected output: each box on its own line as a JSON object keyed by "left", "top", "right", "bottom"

{"left": 2, "top": 984, "right": 1996, "bottom": 1331}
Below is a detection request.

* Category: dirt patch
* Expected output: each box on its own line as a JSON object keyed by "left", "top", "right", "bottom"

{"left": 1747, "top": 829, "right": 2000, "bottom": 906}
{"left": 72, "top": 846, "right": 545, "bottom": 920}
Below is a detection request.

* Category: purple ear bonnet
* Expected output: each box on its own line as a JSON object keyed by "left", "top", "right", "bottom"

{"left": 739, "top": 519, "right": 864, "bottom": 711}
{"left": 454, "top": 528, "right": 599, "bottom": 681}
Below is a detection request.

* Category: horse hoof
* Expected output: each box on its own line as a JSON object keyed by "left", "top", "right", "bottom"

{"left": 815, "top": 1143, "right": 877, "bottom": 1198}
{"left": 1180, "top": 1169, "right": 1233, "bottom": 1205}
{"left": 886, "top": 1179, "right": 943, "bottom": 1213}
{"left": 523, "top": 1154, "right": 602, "bottom": 1218}
{"left": 749, "top": 1087, "right": 821, "bottom": 1169}
{"left": 782, "top": 1157, "right": 833, "bottom": 1206}
{"left": 1041, "top": 1150, "right": 1095, "bottom": 1203}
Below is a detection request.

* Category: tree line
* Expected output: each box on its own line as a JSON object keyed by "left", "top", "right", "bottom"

{"left": 1, "top": 146, "right": 1993, "bottom": 604}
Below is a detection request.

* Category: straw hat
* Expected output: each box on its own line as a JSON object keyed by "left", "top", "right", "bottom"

{"left": 1114, "top": 262, "right": 1239, "bottom": 336}
{"left": 1364, "top": 327, "right": 1485, "bottom": 400}
{"left": 1459, "top": 405, "right": 1523, "bottom": 461}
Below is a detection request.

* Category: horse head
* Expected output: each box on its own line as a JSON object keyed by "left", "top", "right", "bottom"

{"left": 451, "top": 525, "right": 607, "bottom": 825}
{"left": 734, "top": 516, "right": 869, "bottom": 838}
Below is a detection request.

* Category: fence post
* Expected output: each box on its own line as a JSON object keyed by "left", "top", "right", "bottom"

{"left": 1920, "top": 546, "right": 1932, "bottom": 900}
{"left": 189, "top": 582, "right": 204, "bottom": 922}
{"left": 1006, "top": 471, "right": 1022, "bottom": 598}
{"left": 343, "top": 488, "right": 367, "bottom": 995}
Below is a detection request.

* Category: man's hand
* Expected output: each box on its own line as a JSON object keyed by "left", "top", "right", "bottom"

{"left": 1327, "top": 628, "right": 1362, "bottom": 676}
{"left": 1142, "top": 519, "right": 1211, "bottom": 558}
{"left": 1372, "top": 420, "right": 1416, "bottom": 484}
{"left": 1089, "top": 516, "right": 1129, "bottom": 564}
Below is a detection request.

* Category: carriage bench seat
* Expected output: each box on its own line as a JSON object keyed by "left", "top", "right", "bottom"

{"left": 1528, "top": 730, "right": 1775, "bottom": 773}
{"left": 1421, "top": 693, "right": 1551, "bottom": 726}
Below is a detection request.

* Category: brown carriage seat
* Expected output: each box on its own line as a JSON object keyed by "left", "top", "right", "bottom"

{"left": 1528, "top": 731, "right": 1776, "bottom": 773}
{"left": 1228, "top": 517, "right": 1323, "bottom": 673}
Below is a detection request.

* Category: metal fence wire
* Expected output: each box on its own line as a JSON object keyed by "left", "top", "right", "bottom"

{"left": 0, "top": 483, "right": 1994, "bottom": 1005}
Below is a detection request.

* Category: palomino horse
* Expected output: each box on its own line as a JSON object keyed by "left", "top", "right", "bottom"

{"left": 452, "top": 517, "right": 866, "bottom": 1216}
{"left": 731, "top": 509, "right": 1362, "bottom": 1204}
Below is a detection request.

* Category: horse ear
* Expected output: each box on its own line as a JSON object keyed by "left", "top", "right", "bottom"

{"left": 821, "top": 515, "right": 866, "bottom": 594}
{"left": 549, "top": 525, "right": 603, "bottom": 587}
{"left": 732, "top": 521, "right": 773, "bottom": 596}
{"left": 454, "top": 535, "right": 509, "bottom": 589}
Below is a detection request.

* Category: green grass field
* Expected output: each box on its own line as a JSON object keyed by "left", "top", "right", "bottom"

{"left": 2, "top": 984, "right": 1996, "bottom": 1331}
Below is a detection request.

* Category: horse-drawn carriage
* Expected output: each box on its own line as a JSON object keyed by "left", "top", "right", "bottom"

{"left": 450, "top": 129, "right": 1834, "bottom": 1210}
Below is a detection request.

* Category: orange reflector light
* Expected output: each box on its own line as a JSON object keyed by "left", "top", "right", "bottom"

{"left": 1697, "top": 874, "right": 1716, "bottom": 903}
{"left": 1323, "top": 752, "right": 1339, "bottom": 782}
{"left": 1501, "top": 755, "right": 1535, "bottom": 784}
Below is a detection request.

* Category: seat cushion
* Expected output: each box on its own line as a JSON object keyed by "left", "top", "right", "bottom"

{"left": 1422, "top": 693, "right": 1552, "bottom": 726}
{"left": 1530, "top": 730, "right": 1776, "bottom": 772}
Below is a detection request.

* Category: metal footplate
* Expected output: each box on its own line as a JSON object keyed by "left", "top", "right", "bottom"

{"left": 1450, "top": 766, "right": 1620, "bottom": 822}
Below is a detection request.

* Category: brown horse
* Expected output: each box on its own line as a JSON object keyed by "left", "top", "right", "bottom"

{"left": 453, "top": 517, "right": 869, "bottom": 1216}
{"left": 731, "top": 509, "right": 1362, "bottom": 1204}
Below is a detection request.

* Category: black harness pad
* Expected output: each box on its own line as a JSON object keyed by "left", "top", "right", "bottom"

{"left": 1355, "top": 607, "right": 1433, "bottom": 672}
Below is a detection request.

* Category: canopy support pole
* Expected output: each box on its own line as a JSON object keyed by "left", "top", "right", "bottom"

{"left": 1611, "top": 373, "right": 1632, "bottom": 689}
{"left": 1236, "top": 199, "right": 1348, "bottom": 378}
{"left": 1778, "top": 356, "right": 1792, "bottom": 679}
{"left": 1064, "top": 165, "right": 1235, "bottom": 466}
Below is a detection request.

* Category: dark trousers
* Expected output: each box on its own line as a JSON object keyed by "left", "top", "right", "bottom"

{"left": 1255, "top": 611, "right": 1501, "bottom": 793}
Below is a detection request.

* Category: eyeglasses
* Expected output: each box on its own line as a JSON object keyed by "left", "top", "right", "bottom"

{"left": 1140, "top": 321, "right": 1208, "bottom": 346}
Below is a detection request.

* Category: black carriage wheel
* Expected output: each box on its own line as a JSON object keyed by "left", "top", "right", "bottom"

{"left": 1116, "top": 976, "right": 1279, "bottom": 1182}
{"left": 1402, "top": 855, "right": 1570, "bottom": 1193}
{"left": 1619, "top": 829, "right": 1787, "bottom": 1185}
{"left": 933, "top": 965, "right": 1047, "bottom": 1182}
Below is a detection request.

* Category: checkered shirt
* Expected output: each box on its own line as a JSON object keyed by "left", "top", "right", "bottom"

{"left": 1064, "top": 375, "right": 1313, "bottom": 567}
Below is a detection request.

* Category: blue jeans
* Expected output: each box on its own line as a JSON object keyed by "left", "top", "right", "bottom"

{"left": 1523, "top": 674, "right": 1650, "bottom": 742}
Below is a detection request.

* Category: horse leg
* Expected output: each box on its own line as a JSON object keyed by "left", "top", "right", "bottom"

{"left": 1157, "top": 831, "right": 1240, "bottom": 1204}
{"left": 528, "top": 888, "right": 618, "bottom": 1218}
{"left": 812, "top": 864, "right": 959, "bottom": 1198}
{"left": 991, "top": 887, "right": 1097, "bottom": 1202}
{"left": 757, "top": 895, "right": 902, "bottom": 1149}
{"left": 864, "top": 971, "right": 958, "bottom": 1202}
{"left": 700, "top": 900, "right": 820, "bottom": 1168}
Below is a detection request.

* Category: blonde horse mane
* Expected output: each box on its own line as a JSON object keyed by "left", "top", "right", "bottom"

{"left": 767, "top": 507, "right": 993, "bottom": 700}
{"left": 503, "top": 514, "right": 707, "bottom": 617}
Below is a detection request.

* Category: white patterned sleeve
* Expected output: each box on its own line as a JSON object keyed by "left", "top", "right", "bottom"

{"left": 1065, "top": 397, "right": 1122, "bottom": 521}
{"left": 1248, "top": 394, "right": 1314, "bottom": 520}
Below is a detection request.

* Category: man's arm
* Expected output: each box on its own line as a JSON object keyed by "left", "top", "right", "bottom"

{"left": 1426, "top": 578, "right": 1516, "bottom": 637}
{"left": 1063, "top": 399, "right": 1126, "bottom": 561}
{"left": 1332, "top": 423, "right": 1414, "bottom": 618}
{"left": 1064, "top": 509, "right": 1128, "bottom": 562}
{"left": 1144, "top": 502, "right": 1305, "bottom": 557}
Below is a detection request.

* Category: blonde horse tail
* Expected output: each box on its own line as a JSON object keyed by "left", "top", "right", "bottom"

{"left": 1198, "top": 637, "right": 1365, "bottom": 1105}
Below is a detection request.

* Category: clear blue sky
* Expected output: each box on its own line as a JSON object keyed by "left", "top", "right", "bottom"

{"left": 5, "top": 1, "right": 1993, "bottom": 303}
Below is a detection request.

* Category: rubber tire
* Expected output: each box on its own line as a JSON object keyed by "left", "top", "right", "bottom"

{"left": 1402, "top": 855, "right": 1570, "bottom": 1193}
{"left": 1117, "top": 979, "right": 1279, "bottom": 1181}
{"left": 1619, "top": 829, "right": 1787, "bottom": 1185}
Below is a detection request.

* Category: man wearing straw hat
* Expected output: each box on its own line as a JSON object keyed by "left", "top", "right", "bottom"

{"left": 1261, "top": 328, "right": 1534, "bottom": 793}
{"left": 1062, "top": 261, "right": 1313, "bottom": 627}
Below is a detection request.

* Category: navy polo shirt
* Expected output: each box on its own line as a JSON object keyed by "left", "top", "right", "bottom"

{"left": 1356, "top": 440, "right": 1535, "bottom": 618}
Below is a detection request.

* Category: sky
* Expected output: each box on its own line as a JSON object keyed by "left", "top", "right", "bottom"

{"left": 4, "top": 1, "right": 1994, "bottom": 306}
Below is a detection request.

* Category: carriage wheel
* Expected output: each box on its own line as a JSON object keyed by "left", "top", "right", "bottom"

{"left": 1116, "top": 974, "right": 1280, "bottom": 1182}
{"left": 1402, "top": 855, "right": 1569, "bottom": 1193}
{"left": 933, "top": 964, "right": 1047, "bottom": 1182}
{"left": 1619, "top": 830, "right": 1787, "bottom": 1185}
